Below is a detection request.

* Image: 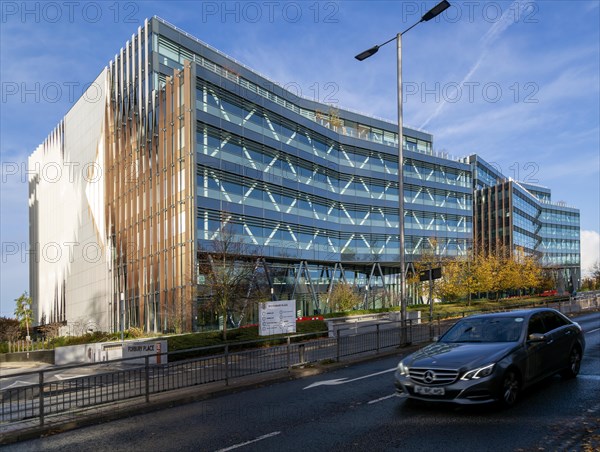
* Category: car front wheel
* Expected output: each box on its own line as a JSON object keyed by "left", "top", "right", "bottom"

{"left": 561, "top": 346, "right": 581, "bottom": 379}
{"left": 500, "top": 369, "right": 520, "bottom": 407}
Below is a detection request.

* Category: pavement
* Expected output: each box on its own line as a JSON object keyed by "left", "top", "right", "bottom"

{"left": 0, "top": 361, "right": 52, "bottom": 376}
{"left": 2, "top": 319, "right": 600, "bottom": 450}
{"left": 0, "top": 347, "right": 410, "bottom": 445}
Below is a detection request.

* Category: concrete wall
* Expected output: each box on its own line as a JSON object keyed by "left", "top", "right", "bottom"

{"left": 55, "top": 341, "right": 122, "bottom": 365}
{"left": 54, "top": 340, "right": 168, "bottom": 365}
{"left": 0, "top": 350, "right": 54, "bottom": 364}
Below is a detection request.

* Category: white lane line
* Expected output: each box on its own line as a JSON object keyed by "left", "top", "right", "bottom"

{"left": 215, "top": 431, "right": 281, "bottom": 452}
{"left": 54, "top": 374, "right": 88, "bottom": 381}
{"left": 3, "top": 380, "right": 34, "bottom": 389}
{"left": 578, "top": 375, "right": 600, "bottom": 381}
{"left": 368, "top": 394, "right": 398, "bottom": 404}
{"left": 585, "top": 327, "right": 600, "bottom": 334}
{"left": 304, "top": 368, "right": 396, "bottom": 390}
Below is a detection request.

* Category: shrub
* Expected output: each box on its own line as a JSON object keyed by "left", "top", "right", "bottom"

{"left": 0, "top": 317, "right": 21, "bottom": 342}
{"left": 127, "top": 327, "right": 145, "bottom": 339}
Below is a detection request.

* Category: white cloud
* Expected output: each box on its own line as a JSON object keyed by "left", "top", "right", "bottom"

{"left": 581, "top": 230, "right": 600, "bottom": 277}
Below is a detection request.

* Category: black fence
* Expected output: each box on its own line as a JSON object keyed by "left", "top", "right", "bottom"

{"left": 1, "top": 296, "right": 598, "bottom": 437}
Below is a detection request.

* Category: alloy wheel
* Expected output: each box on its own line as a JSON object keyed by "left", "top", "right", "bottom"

{"left": 501, "top": 370, "right": 520, "bottom": 407}
{"left": 561, "top": 347, "right": 582, "bottom": 379}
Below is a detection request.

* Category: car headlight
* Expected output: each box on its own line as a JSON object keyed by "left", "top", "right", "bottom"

{"left": 461, "top": 363, "right": 495, "bottom": 380}
{"left": 397, "top": 361, "right": 409, "bottom": 376}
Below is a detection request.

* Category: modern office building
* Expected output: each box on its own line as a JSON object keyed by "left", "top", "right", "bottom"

{"left": 470, "top": 155, "right": 580, "bottom": 292}
{"left": 28, "top": 17, "right": 576, "bottom": 334}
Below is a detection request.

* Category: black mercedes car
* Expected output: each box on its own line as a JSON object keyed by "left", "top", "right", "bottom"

{"left": 394, "top": 308, "right": 585, "bottom": 406}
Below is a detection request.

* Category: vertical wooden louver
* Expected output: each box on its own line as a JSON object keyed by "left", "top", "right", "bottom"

{"left": 105, "top": 20, "right": 196, "bottom": 333}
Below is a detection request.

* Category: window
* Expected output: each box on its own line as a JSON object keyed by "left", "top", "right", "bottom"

{"left": 541, "top": 311, "right": 568, "bottom": 332}
{"left": 528, "top": 314, "right": 545, "bottom": 335}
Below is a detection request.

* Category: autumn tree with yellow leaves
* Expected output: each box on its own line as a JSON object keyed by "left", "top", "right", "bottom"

{"left": 428, "top": 248, "right": 543, "bottom": 303}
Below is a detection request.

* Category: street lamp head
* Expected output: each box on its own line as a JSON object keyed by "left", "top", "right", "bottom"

{"left": 355, "top": 45, "right": 380, "bottom": 61}
{"left": 422, "top": 0, "right": 451, "bottom": 22}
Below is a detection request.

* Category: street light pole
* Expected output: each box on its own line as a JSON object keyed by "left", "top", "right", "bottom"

{"left": 355, "top": 1, "right": 450, "bottom": 328}
{"left": 396, "top": 31, "right": 407, "bottom": 327}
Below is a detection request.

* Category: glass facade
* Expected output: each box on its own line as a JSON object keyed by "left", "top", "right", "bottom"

{"left": 152, "top": 16, "right": 579, "bottom": 311}
{"left": 192, "top": 70, "right": 472, "bottom": 264}
{"left": 29, "top": 16, "right": 582, "bottom": 334}
{"left": 470, "top": 155, "right": 580, "bottom": 291}
{"left": 147, "top": 20, "right": 474, "bottom": 316}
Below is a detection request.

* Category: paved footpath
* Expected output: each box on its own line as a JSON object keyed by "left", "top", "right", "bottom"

{"left": 1, "top": 361, "right": 51, "bottom": 375}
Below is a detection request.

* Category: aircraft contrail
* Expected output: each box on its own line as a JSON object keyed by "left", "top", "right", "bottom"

{"left": 419, "top": 0, "right": 534, "bottom": 130}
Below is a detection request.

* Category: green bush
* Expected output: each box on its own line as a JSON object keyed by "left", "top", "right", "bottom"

{"left": 323, "top": 307, "right": 399, "bottom": 319}
{"left": 165, "top": 320, "right": 328, "bottom": 360}
{"left": 297, "top": 320, "right": 327, "bottom": 334}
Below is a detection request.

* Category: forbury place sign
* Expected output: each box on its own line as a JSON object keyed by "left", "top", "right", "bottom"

{"left": 122, "top": 340, "right": 168, "bottom": 364}
{"left": 54, "top": 339, "right": 168, "bottom": 365}
{"left": 259, "top": 300, "right": 296, "bottom": 336}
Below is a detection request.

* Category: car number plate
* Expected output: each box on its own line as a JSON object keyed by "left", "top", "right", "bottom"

{"left": 414, "top": 385, "right": 445, "bottom": 396}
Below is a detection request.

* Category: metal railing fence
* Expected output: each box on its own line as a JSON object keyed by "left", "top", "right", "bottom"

{"left": 1, "top": 296, "right": 598, "bottom": 436}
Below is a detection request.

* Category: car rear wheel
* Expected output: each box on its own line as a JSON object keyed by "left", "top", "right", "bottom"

{"left": 561, "top": 346, "right": 581, "bottom": 379}
{"left": 500, "top": 369, "right": 520, "bottom": 407}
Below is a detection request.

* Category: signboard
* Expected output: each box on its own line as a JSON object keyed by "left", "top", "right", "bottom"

{"left": 122, "top": 340, "right": 168, "bottom": 364}
{"left": 419, "top": 267, "right": 442, "bottom": 282}
{"left": 259, "top": 300, "right": 296, "bottom": 336}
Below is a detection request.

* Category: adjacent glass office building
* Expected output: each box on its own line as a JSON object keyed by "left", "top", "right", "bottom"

{"left": 29, "top": 17, "right": 577, "bottom": 334}
{"left": 470, "top": 155, "right": 580, "bottom": 293}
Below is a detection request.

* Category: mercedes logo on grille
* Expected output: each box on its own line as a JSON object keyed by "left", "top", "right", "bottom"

{"left": 423, "top": 370, "right": 436, "bottom": 384}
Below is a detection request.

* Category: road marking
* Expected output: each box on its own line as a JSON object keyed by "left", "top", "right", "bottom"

{"left": 578, "top": 375, "right": 600, "bottom": 381}
{"left": 585, "top": 327, "right": 600, "bottom": 334}
{"left": 3, "top": 380, "right": 34, "bottom": 389}
{"left": 303, "top": 367, "right": 396, "bottom": 390}
{"left": 215, "top": 431, "right": 281, "bottom": 451}
{"left": 368, "top": 394, "right": 398, "bottom": 404}
{"left": 54, "top": 374, "right": 88, "bottom": 381}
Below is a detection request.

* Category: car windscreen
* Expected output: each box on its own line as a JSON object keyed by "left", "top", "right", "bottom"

{"left": 440, "top": 317, "right": 525, "bottom": 343}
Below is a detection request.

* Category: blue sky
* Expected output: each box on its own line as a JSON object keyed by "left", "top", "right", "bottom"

{"left": 1, "top": 1, "right": 599, "bottom": 317}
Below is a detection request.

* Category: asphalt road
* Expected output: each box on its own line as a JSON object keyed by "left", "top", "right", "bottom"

{"left": 5, "top": 312, "right": 600, "bottom": 452}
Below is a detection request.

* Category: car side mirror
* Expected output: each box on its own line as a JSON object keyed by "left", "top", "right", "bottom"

{"left": 528, "top": 333, "right": 546, "bottom": 342}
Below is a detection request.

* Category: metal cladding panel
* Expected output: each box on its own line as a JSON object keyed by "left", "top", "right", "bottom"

{"left": 29, "top": 69, "right": 110, "bottom": 331}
